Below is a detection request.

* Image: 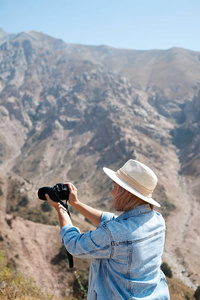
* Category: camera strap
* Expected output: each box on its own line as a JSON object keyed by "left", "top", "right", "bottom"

{"left": 54, "top": 196, "right": 74, "bottom": 269}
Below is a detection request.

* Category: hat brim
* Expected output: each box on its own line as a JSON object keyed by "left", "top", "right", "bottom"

{"left": 103, "top": 167, "right": 161, "bottom": 207}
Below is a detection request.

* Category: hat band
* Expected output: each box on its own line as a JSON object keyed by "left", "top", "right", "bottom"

{"left": 116, "top": 169, "right": 153, "bottom": 198}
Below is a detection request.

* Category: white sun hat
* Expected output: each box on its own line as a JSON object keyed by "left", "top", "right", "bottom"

{"left": 103, "top": 159, "right": 160, "bottom": 207}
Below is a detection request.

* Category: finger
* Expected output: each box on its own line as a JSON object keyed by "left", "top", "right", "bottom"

{"left": 45, "top": 194, "right": 53, "bottom": 203}
{"left": 65, "top": 182, "right": 75, "bottom": 191}
{"left": 69, "top": 182, "right": 77, "bottom": 190}
{"left": 64, "top": 182, "right": 72, "bottom": 189}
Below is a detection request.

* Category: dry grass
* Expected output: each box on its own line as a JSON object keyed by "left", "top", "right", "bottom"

{"left": 0, "top": 250, "right": 53, "bottom": 300}
{"left": 167, "top": 277, "right": 196, "bottom": 300}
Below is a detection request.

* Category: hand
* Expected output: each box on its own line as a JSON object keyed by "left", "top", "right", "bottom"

{"left": 46, "top": 193, "right": 72, "bottom": 228}
{"left": 45, "top": 194, "right": 62, "bottom": 210}
{"left": 64, "top": 182, "right": 79, "bottom": 207}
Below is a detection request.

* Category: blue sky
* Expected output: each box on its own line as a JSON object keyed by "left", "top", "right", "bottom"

{"left": 0, "top": 0, "right": 200, "bottom": 51}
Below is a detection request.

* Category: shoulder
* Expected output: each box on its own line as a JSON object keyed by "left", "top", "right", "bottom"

{"left": 100, "top": 211, "right": 117, "bottom": 223}
{"left": 154, "top": 210, "right": 166, "bottom": 225}
{"left": 99, "top": 208, "right": 165, "bottom": 242}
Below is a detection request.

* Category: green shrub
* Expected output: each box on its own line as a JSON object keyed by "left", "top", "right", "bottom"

{"left": 9, "top": 205, "right": 15, "bottom": 212}
{"left": 194, "top": 286, "right": 200, "bottom": 300}
{"left": 73, "top": 270, "right": 88, "bottom": 299}
{"left": 41, "top": 201, "right": 53, "bottom": 212}
{"left": 50, "top": 245, "right": 68, "bottom": 265}
{"left": 0, "top": 186, "right": 3, "bottom": 196}
{"left": 161, "top": 262, "right": 173, "bottom": 278}
{"left": 58, "top": 245, "right": 68, "bottom": 260}
{"left": 185, "top": 291, "right": 191, "bottom": 299}
{"left": 19, "top": 195, "right": 29, "bottom": 207}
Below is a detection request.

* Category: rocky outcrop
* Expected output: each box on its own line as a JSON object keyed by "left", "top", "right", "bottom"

{"left": 171, "top": 91, "right": 200, "bottom": 176}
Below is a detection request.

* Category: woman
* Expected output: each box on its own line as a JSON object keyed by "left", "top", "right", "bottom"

{"left": 46, "top": 159, "right": 170, "bottom": 299}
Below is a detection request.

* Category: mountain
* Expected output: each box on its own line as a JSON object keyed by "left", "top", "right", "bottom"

{"left": 0, "top": 28, "right": 15, "bottom": 45}
{"left": 0, "top": 30, "right": 200, "bottom": 298}
{"left": 0, "top": 28, "right": 10, "bottom": 39}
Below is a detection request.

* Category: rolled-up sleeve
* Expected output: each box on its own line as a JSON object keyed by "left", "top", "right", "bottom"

{"left": 60, "top": 223, "right": 113, "bottom": 259}
{"left": 100, "top": 211, "right": 116, "bottom": 223}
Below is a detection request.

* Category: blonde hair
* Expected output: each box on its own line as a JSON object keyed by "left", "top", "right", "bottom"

{"left": 114, "top": 184, "right": 153, "bottom": 212}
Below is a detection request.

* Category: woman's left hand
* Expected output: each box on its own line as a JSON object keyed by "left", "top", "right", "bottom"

{"left": 45, "top": 194, "right": 62, "bottom": 210}
{"left": 45, "top": 194, "right": 72, "bottom": 228}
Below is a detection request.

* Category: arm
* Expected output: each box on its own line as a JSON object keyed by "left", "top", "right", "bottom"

{"left": 46, "top": 183, "right": 103, "bottom": 227}
{"left": 67, "top": 182, "right": 103, "bottom": 226}
{"left": 71, "top": 201, "right": 103, "bottom": 226}
{"left": 60, "top": 223, "right": 113, "bottom": 259}
{"left": 45, "top": 194, "right": 72, "bottom": 229}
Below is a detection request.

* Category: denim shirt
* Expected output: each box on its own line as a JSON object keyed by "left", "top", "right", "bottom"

{"left": 60, "top": 204, "right": 170, "bottom": 300}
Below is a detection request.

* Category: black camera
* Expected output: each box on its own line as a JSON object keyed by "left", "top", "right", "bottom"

{"left": 38, "top": 183, "right": 69, "bottom": 202}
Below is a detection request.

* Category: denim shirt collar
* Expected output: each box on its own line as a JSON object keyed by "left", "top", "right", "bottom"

{"left": 116, "top": 204, "right": 152, "bottom": 221}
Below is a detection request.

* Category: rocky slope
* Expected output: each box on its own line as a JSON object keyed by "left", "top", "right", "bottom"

{"left": 0, "top": 29, "right": 200, "bottom": 298}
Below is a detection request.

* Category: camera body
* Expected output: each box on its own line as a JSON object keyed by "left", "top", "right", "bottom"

{"left": 38, "top": 183, "right": 69, "bottom": 202}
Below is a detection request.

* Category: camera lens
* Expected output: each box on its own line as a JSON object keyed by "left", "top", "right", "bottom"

{"left": 38, "top": 187, "right": 54, "bottom": 200}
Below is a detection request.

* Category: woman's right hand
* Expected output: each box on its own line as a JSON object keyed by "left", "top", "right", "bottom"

{"left": 64, "top": 182, "right": 102, "bottom": 226}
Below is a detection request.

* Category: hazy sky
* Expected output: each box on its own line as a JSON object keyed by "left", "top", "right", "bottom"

{"left": 0, "top": 0, "right": 200, "bottom": 51}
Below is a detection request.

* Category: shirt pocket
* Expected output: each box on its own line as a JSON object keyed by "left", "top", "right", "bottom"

{"left": 111, "top": 241, "right": 132, "bottom": 272}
